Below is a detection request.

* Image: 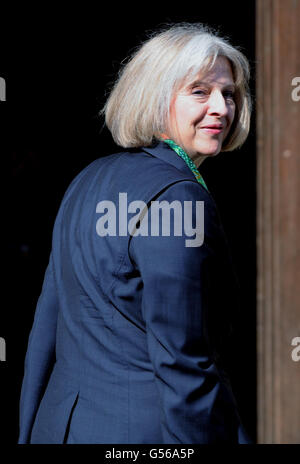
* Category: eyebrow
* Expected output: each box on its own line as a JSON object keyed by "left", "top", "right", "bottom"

{"left": 189, "top": 80, "right": 236, "bottom": 89}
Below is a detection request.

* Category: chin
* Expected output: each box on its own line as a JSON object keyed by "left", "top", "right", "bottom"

{"left": 195, "top": 146, "right": 221, "bottom": 157}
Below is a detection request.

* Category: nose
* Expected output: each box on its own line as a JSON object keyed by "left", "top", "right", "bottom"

{"left": 207, "top": 90, "right": 228, "bottom": 116}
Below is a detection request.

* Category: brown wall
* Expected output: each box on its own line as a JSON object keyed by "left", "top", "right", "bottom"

{"left": 256, "top": 0, "right": 300, "bottom": 444}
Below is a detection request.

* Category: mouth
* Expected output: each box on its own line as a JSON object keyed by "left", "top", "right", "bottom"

{"left": 201, "top": 128, "right": 222, "bottom": 135}
{"left": 200, "top": 122, "right": 224, "bottom": 134}
{"left": 200, "top": 124, "right": 224, "bottom": 135}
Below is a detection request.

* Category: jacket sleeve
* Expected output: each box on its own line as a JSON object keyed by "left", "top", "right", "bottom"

{"left": 129, "top": 180, "right": 252, "bottom": 444}
{"left": 18, "top": 252, "right": 58, "bottom": 444}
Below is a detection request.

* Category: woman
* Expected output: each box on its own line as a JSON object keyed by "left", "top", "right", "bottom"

{"left": 18, "top": 23, "right": 253, "bottom": 444}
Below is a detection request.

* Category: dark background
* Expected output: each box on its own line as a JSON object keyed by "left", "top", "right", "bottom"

{"left": 0, "top": 2, "right": 256, "bottom": 445}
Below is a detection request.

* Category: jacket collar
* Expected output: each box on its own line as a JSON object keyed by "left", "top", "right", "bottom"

{"left": 141, "top": 140, "right": 196, "bottom": 181}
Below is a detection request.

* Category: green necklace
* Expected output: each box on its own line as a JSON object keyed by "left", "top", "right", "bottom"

{"left": 162, "top": 138, "right": 209, "bottom": 193}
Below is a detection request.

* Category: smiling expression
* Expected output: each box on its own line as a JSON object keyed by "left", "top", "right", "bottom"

{"left": 166, "top": 56, "right": 236, "bottom": 167}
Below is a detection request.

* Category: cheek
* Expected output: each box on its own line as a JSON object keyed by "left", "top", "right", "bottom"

{"left": 173, "top": 101, "right": 188, "bottom": 125}
{"left": 170, "top": 98, "right": 205, "bottom": 138}
{"left": 190, "top": 105, "right": 207, "bottom": 127}
{"left": 223, "top": 107, "right": 235, "bottom": 136}
{"left": 229, "top": 106, "right": 236, "bottom": 126}
{"left": 173, "top": 97, "right": 198, "bottom": 124}
{"left": 168, "top": 105, "right": 187, "bottom": 138}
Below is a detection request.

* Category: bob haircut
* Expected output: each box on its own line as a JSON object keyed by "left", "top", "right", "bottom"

{"left": 101, "top": 23, "right": 252, "bottom": 151}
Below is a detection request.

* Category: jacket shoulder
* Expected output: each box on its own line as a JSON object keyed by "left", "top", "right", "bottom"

{"left": 58, "top": 147, "right": 212, "bottom": 212}
{"left": 120, "top": 149, "right": 191, "bottom": 180}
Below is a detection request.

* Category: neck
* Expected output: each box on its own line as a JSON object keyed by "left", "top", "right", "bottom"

{"left": 159, "top": 134, "right": 207, "bottom": 168}
{"left": 193, "top": 155, "right": 207, "bottom": 168}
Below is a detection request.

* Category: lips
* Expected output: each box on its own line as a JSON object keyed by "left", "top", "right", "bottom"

{"left": 201, "top": 124, "right": 223, "bottom": 129}
{"left": 200, "top": 123, "right": 224, "bottom": 135}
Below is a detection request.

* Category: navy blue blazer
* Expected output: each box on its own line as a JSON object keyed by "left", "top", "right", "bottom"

{"left": 18, "top": 141, "right": 252, "bottom": 444}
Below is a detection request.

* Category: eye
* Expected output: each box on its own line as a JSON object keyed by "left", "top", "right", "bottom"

{"left": 223, "top": 90, "right": 235, "bottom": 101}
{"left": 192, "top": 89, "right": 208, "bottom": 96}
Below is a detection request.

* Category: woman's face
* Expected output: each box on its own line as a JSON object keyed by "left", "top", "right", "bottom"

{"left": 166, "top": 56, "right": 236, "bottom": 166}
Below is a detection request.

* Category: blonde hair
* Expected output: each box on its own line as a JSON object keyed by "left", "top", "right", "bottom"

{"left": 101, "top": 23, "right": 252, "bottom": 151}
